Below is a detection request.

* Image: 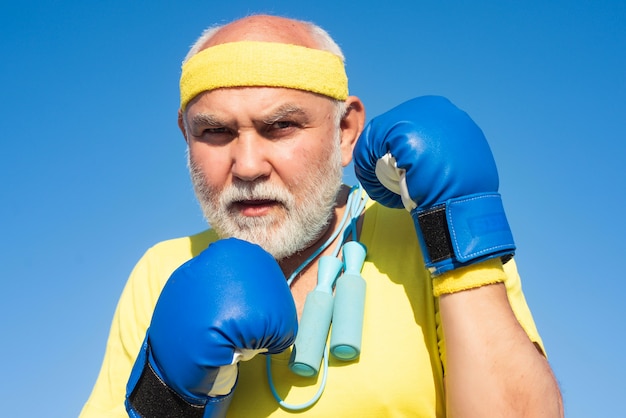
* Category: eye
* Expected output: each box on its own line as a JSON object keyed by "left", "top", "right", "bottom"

{"left": 203, "top": 127, "right": 230, "bottom": 134}
{"left": 191, "top": 126, "right": 234, "bottom": 145}
{"left": 264, "top": 120, "right": 301, "bottom": 139}
{"left": 271, "top": 121, "right": 296, "bottom": 130}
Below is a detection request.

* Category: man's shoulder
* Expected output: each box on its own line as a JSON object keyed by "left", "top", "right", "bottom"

{"left": 360, "top": 200, "right": 421, "bottom": 255}
{"left": 362, "top": 200, "right": 414, "bottom": 229}
{"left": 142, "top": 229, "right": 219, "bottom": 262}
{"left": 126, "top": 229, "right": 219, "bottom": 288}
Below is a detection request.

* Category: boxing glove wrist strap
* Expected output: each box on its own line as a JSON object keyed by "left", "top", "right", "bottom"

{"left": 412, "top": 193, "right": 515, "bottom": 276}
{"left": 126, "top": 339, "right": 233, "bottom": 418}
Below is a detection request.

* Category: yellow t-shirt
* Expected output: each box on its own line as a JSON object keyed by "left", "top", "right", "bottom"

{"left": 80, "top": 202, "right": 543, "bottom": 417}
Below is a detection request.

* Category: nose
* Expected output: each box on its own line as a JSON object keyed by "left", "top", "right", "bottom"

{"left": 230, "top": 133, "right": 272, "bottom": 182}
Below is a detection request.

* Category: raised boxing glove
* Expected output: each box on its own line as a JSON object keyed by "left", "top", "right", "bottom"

{"left": 353, "top": 95, "right": 515, "bottom": 276}
{"left": 125, "top": 238, "right": 298, "bottom": 418}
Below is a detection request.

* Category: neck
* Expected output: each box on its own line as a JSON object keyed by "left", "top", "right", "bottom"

{"left": 278, "top": 184, "right": 353, "bottom": 283}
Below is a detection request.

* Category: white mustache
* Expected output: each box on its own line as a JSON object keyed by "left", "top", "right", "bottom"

{"left": 218, "top": 182, "right": 294, "bottom": 209}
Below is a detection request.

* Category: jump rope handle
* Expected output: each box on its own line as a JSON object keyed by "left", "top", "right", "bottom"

{"left": 289, "top": 256, "right": 342, "bottom": 377}
{"left": 288, "top": 242, "right": 368, "bottom": 377}
{"left": 330, "top": 241, "right": 367, "bottom": 360}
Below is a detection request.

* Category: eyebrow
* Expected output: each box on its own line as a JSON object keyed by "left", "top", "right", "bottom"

{"left": 187, "top": 103, "right": 311, "bottom": 129}
{"left": 260, "top": 104, "right": 309, "bottom": 125}
{"left": 189, "top": 113, "right": 224, "bottom": 127}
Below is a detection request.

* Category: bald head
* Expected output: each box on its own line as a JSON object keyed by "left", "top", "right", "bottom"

{"left": 184, "top": 14, "right": 344, "bottom": 63}
{"left": 203, "top": 15, "right": 319, "bottom": 48}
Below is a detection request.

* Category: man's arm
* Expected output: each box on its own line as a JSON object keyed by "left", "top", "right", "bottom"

{"left": 440, "top": 280, "right": 563, "bottom": 417}
{"left": 353, "top": 95, "right": 563, "bottom": 416}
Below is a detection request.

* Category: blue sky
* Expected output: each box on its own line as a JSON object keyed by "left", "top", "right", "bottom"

{"left": 1, "top": 1, "right": 624, "bottom": 416}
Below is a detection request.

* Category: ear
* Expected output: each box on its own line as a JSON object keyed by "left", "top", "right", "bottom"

{"left": 178, "top": 108, "right": 189, "bottom": 143}
{"left": 339, "top": 96, "right": 366, "bottom": 167}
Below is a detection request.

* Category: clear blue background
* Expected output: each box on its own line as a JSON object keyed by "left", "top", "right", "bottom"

{"left": 1, "top": 1, "right": 624, "bottom": 416}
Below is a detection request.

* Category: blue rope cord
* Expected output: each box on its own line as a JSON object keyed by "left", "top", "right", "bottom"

{"left": 266, "top": 184, "right": 367, "bottom": 411}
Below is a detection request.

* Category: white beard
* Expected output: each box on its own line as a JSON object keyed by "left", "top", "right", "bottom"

{"left": 189, "top": 138, "right": 344, "bottom": 261}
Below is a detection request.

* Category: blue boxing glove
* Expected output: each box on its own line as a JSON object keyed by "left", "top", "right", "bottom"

{"left": 125, "top": 238, "right": 297, "bottom": 418}
{"left": 354, "top": 96, "right": 515, "bottom": 276}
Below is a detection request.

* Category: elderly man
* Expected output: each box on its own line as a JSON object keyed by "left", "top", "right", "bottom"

{"left": 81, "top": 14, "right": 563, "bottom": 417}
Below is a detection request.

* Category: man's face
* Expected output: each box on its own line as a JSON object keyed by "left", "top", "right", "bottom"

{"left": 183, "top": 87, "right": 345, "bottom": 260}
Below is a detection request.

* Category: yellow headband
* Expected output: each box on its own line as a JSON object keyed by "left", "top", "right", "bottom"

{"left": 179, "top": 41, "right": 348, "bottom": 110}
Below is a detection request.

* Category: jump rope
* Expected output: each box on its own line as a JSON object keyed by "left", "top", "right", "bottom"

{"left": 266, "top": 184, "right": 368, "bottom": 410}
